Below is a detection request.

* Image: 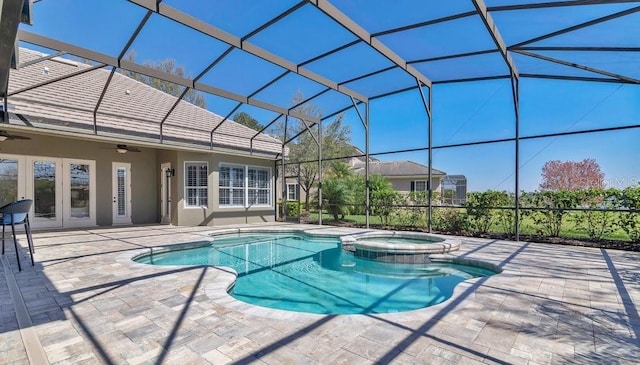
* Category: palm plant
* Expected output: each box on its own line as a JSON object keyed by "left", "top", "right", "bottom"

{"left": 320, "top": 178, "right": 352, "bottom": 221}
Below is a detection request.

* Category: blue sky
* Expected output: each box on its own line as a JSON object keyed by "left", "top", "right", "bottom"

{"left": 19, "top": 0, "right": 640, "bottom": 192}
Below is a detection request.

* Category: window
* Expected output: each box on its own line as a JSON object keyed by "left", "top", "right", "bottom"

{"left": 410, "top": 180, "right": 428, "bottom": 192}
{"left": 70, "top": 163, "right": 90, "bottom": 218}
{"left": 287, "top": 183, "right": 297, "bottom": 201}
{"left": 219, "top": 164, "right": 271, "bottom": 207}
{"left": 185, "top": 162, "right": 208, "bottom": 207}
{"left": 248, "top": 167, "right": 270, "bottom": 206}
{"left": 219, "top": 165, "right": 244, "bottom": 206}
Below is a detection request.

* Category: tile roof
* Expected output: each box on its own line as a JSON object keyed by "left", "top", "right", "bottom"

{"left": 5, "top": 48, "right": 282, "bottom": 156}
{"left": 352, "top": 160, "right": 446, "bottom": 177}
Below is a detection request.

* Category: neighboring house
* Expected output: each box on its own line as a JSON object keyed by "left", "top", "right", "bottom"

{"left": 276, "top": 148, "right": 452, "bottom": 211}
{"left": 351, "top": 160, "right": 447, "bottom": 196}
{"left": 1, "top": 48, "right": 281, "bottom": 229}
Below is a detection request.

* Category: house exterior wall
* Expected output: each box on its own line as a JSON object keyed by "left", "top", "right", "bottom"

{"left": 390, "top": 177, "right": 443, "bottom": 194}
{"left": 175, "top": 151, "right": 275, "bottom": 226}
{"left": 0, "top": 132, "right": 158, "bottom": 226}
{"left": 1, "top": 132, "right": 277, "bottom": 228}
{"left": 157, "top": 149, "right": 178, "bottom": 223}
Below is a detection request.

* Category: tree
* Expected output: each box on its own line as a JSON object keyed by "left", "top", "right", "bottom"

{"left": 283, "top": 91, "right": 355, "bottom": 211}
{"left": 540, "top": 158, "right": 604, "bottom": 191}
{"left": 287, "top": 115, "right": 354, "bottom": 211}
{"left": 369, "top": 174, "right": 402, "bottom": 226}
{"left": 618, "top": 186, "right": 640, "bottom": 243}
{"left": 120, "top": 51, "right": 207, "bottom": 108}
{"left": 233, "top": 112, "right": 264, "bottom": 131}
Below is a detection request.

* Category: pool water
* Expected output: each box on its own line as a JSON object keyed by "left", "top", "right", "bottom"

{"left": 135, "top": 233, "right": 495, "bottom": 314}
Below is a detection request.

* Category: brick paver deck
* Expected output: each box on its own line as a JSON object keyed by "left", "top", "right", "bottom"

{"left": 1, "top": 224, "right": 638, "bottom": 364}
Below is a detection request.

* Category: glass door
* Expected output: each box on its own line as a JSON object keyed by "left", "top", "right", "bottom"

{"left": 0, "top": 155, "right": 97, "bottom": 229}
{"left": 26, "top": 157, "right": 63, "bottom": 228}
{"left": 112, "top": 162, "right": 131, "bottom": 225}
{"left": 63, "top": 159, "right": 96, "bottom": 227}
{"left": 0, "top": 155, "right": 22, "bottom": 206}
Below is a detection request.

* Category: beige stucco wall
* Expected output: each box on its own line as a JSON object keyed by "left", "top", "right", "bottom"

{"left": 3, "top": 131, "right": 279, "bottom": 227}
{"left": 156, "top": 149, "right": 178, "bottom": 224}
{"left": 0, "top": 132, "right": 158, "bottom": 226}
{"left": 391, "top": 177, "right": 443, "bottom": 194}
{"left": 175, "top": 151, "right": 276, "bottom": 226}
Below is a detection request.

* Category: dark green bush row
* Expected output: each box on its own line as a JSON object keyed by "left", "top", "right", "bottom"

{"left": 438, "top": 187, "right": 640, "bottom": 242}
{"left": 307, "top": 162, "right": 640, "bottom": 243}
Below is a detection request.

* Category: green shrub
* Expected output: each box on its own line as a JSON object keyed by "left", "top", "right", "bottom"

{"left": 432, "top": 207, "right": 468, "bottom": 235}
{"left": 494, "top": 192, "right": 526, "bottom": 237}
{"left": 572, "top": 189, "right": 620, "bottom": 241}
{"left": 527, "top": 190, "right": 581, "bottom": 237}
{"left": 618, "top": 186, "right": 640, "bottom": 243}
{"left": 347, "top": 176, "right": 366, "bottom": 215}
{"left": 319, "top": 178, "right": 353, "bottom": 221}
{"left": 278, "top": 200, "right": 301, "bottom": 218}
{"left": 464, "top": 190, "right": 509, "bottom": 234}
{"left": 395, "top": 207, "right": 425, "bottom": 228}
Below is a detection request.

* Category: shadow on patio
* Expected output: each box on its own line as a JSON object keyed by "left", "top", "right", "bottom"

{"left": 1, "top": 225, "right": 639, "bottom": 364}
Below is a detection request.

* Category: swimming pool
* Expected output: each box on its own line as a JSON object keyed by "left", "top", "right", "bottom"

{"left": 135, "top": 231, "right": 498, "bottom": 315}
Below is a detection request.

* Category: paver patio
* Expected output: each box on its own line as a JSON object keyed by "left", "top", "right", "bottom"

{"left": 1, "top": 224, "right": 638, "bottom": 364}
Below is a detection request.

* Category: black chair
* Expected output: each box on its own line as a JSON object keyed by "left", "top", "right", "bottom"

{"left": 0, "top": 199, "right": 35, "bottom": 271}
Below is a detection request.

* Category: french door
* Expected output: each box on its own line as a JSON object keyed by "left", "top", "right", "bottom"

{"left": 62, "top": 158, "right": 96, "bottom": 228}
{"left": 0, "top": 154, "right": 96, "bottom": 228}
{"left": 26, "top": 157, "right": 62, "bottom": 228}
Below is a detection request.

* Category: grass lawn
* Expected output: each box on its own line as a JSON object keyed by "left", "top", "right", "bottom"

{"left": 306, "top": 209, "right": 633, "bottom": 242}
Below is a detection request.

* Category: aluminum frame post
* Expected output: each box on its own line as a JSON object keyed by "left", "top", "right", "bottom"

{"left": 274, "top": 159, "right": 278, "bottom": 221}
{"left": 511, "top": 75, "right": 521, "bottom": 241}
{"left": 350, "top": 96, "right": 370, "bottom": 228}
{"left": 0, "top": 0, "right": 24, "bottom": 97}
{"left": 365, "top": 102, "right": 370, "bottom": 229}
{"left": 416, "top": 80, "right": 433, "bottom": 233}
{"left": 318, "top": 120, "right": 323, "bottom": 226}
{"left": 2, "top": 92, "right": 8, "bottom": 123}
{"left": 297, "top": 162, "right": 301, "bottom": 222}
{"left": 281, "top": 116, "right": 288, "bottom": 222}
{"left": 428, "top": 87, "right": 433, "bottom": 233}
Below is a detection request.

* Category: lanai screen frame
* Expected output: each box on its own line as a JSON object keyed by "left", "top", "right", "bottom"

{"left": 1, "top": 0, "right": 639, "bottom": 239}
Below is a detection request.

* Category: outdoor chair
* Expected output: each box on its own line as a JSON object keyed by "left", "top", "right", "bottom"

{"left": 0, "top": 199, "right": 35, "bottom": 271}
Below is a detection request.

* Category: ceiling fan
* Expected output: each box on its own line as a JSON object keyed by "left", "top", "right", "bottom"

{"left": 0, "top": 130, "right": 31, "bottom": 141}
{"left": 115, "top": 144, "right": 141, "bottom": 154}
